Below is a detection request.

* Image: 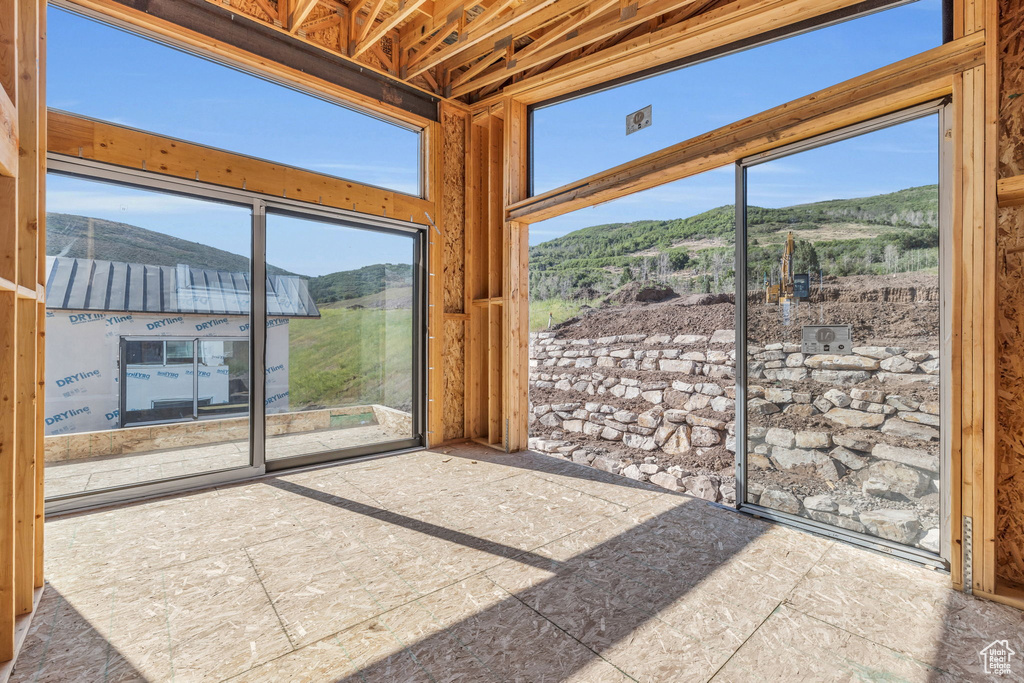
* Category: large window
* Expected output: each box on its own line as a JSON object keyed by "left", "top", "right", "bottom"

{"left": 264, "top": 213, "right": 420, "bottom": 464}
{"left": 530, "top": 0, "right": 943, "bottom": 195}
{"left": 48, "top": 5, "right": 423, "bottom": 195}
{"left": 738, "top": 109, "right": 946, "bottom": 559}
{"left": 43, "top": 165, "right": 426, "bottom": 508}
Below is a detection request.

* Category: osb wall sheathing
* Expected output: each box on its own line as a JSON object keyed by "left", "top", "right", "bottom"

{"left": 443, "top": 318, "right": 466, "bottom": 441}
{"left": 440, "top": 106, "right": 469, "bottom": 442}
{"left": 442, "top": 108, "right": 467, "bottom": 314}
{"left": 995, "top": 0, "right": 1024, "bottom": 587}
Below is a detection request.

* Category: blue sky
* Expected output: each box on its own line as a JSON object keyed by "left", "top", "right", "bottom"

{"left": 47, "top": 0, "right": 943, "bottom": 266}
{"left": 530, "top": 0, "right": 942, "bottom": 243}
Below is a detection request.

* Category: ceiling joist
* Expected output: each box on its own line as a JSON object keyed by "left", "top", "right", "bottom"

{"left": 353, "top": 0, "right": 428, "bottom": 57}
{"left": 288, "top": 0, "right": 321, "bottom": 32}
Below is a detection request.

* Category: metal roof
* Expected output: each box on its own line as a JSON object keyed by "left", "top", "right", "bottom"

{"left": 45, "top": 256, "right": 321, "bottom": 318}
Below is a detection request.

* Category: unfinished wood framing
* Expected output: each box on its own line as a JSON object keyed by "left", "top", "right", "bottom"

{"left": 0, "top": 0, "right": 46, "bottom": 669}
{"left": 438, "top": 102, "right": 471, "bottom": 444}
{"left": 509, "top": 34, "right": 984, "bottom": 223}
{"left": 464, "top": 108, "right": 507, "bottom": 450}
{"left": 0, "top": 1, "right": 1021, "bottom": 675}
{"left": 47, "top": 111, "right": 432, "bottom": 222}
{"left": 995, "top": 0, "right": 1024, "bottom": 596}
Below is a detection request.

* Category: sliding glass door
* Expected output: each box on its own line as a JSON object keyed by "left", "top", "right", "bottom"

{"left": 736, "top": 103, "right": 950, "bottom": 564}
{"left": 263, "top": 211, "right": 423, "bottom": 469}
{"left": 44, "top": 159, "right": 427, "bottom": 511}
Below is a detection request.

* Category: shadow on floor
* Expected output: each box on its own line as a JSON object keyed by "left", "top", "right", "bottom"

{"left": 267, "top": 478, "right": 559, "bottom": 570}
{"left": 11, "top": 587, "right": 151, "bottom": 682}
{"left": 272, "top": 474, "right": 769, "bottom": 682}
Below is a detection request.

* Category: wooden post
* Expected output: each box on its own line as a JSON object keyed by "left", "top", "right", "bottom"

{"left": 502, "top": 97, "right": 529, "bottom": 452}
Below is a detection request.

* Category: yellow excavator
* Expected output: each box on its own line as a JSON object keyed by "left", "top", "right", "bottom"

{"left": 765, "top": 231, "right": 796, "bottom": 305}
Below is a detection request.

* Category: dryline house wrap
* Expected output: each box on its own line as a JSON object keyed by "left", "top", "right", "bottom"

{"left": 43, "top": 256, "right": 321, "bottom": 435}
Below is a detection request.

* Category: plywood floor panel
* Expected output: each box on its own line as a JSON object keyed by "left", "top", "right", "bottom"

{"left": 12, "top": 445, "right": 1024, "bottom": 682}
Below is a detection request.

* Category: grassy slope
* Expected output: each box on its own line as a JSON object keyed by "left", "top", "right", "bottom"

{"left": 287, "top": 307, "right": 413, "bottom": 412}
{"left": 46, "top": 212, "right": 297, "bottom": 277}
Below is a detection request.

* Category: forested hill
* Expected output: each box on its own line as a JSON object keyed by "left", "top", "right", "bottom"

{"left": 529, "top": 185, "right": 938, "bottom": 271}
{"left": 46, "top": 212, "right": 294, "bottom": 277}
{"left": 45, "top": 213, "right": 411, "bottom": 304}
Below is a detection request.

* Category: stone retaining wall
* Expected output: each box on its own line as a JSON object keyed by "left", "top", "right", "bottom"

{"left": 529, "top": 329, "right": 738, "bottom": 504}
{"left": 528, "top": 328, "right": 942, "bottom": 551}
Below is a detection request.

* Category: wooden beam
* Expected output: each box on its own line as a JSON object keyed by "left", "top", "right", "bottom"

{"left": 354, "top": 0, "right": 427, "bottom": 58}
{"left": 350, "top": 0, "right": 388, "bottom": 53}
{"left": 405, "top": 0, "right": 554, "bottom": 79}
{"left": 251, "top": 0, "right": 279, "bottom": 23}
{"left": 47, "top": 111, "right": 434, "bottom": 223}
{"left": 509, "top": 33, "right": 984, "bottom": 222}
{"left": 72, "top": 0, "right": 440, "bottom": 125}
{"left": 502, "top": 98, "right": 529, "bottom": 452}
{"left": 301, "top": 11, "right": 343, "bottom": 34}
{"left": 287, "top": 0, "right": 320, "bottom": 32}
{"left": 447, "top": 0, "right": 619, "bottom": 94}
{"left": 432, "top": 0, "right": 577, "bottom": 75}
{"left": 481, "top": 0, "right": 866, "bottom": 105}
{"left": 13, "top": 298, "right": 34, "bottom": 617}
{"left": 403, "top": 15, "right": 459, "bottom": 76}
{"left": 461, "top": 0, "right": 700, "bottom": 93}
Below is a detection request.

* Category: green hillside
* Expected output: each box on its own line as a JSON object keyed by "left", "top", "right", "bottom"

{"left": 46, "top": 213, "right": 299, "bottom": 277}
{"left": 45, "top": 213, "right": 414, "bottom": 304}
{"left": 308, "top": 263, "right": 413, "bottom": 304}
{"left": 530, "top": 185, "right": 939, "bottom": 301}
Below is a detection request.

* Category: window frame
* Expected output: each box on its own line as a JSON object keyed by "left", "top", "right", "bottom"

{"left": 526, "top": 0, "right": 950, "bottom": 198}
{"left": 49, "top": 0, "right": 428, "bottom": 199}
{"left": 45, "top": 153, "right": 430, "bottom": 514}
{"left": 732, "top": 99, "right": 953, "bottom": 570}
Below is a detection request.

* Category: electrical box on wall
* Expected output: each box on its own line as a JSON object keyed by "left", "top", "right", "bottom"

{"left": 801, "top": 325, "right": 852, "bottom": 355}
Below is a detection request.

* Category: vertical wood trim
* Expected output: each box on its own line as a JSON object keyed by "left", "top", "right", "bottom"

{"left": 0, "top": 0, "right": 16, "bottom": 656}
{"left": 949, "top": 71, "right": 965, "bottom": 589}
{"left": 427, "top": 117, "right": 444, "bottom": 447}
{"left": 981, "top": 0, "right": 998, "bottom": 596}
{"left": 16, "top": 0, "right": 37, "bottom": 290}
{"left": 0, "top": 288, "right": 14, "bottom": 661}
{"left": 33, "top": 0, "right": 45, "bottom": 590}
{"left": 13, "top": 297, "right": 34, "bottom": 616}
{"left": 502, "top": 97, "right": 529, "bottom": 452}
{"left": 487, "top": 116, "right": 503, "bottom": 445}
{"left": 33, "top": 300, "right": 42, "bottom": 589}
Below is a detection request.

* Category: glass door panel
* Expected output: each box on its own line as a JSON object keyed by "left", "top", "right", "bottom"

{"left": 739, "top": 112, "right": 945, "bottom": 556}
{"left": 44, "top": 173, "right": 253, "bottom": 500}
{"left": 264, "top": 211, "right": 421, "bottom": 465}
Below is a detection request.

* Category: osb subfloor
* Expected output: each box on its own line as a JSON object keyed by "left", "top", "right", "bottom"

{"left": 16, "top": 444, "right": 1024, "bottom": 682}
{"left": 44, "top": 425, "right": 402, "bottom": 497}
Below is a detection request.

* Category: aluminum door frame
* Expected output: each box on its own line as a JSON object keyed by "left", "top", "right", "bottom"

{"left": 734, "top": 99, "right": 952, "bottom": 570}
{"left": 45, "top": 154, "right": 429, "bottom": 514}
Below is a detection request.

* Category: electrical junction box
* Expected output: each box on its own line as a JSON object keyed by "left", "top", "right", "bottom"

{"left": 626, "top": 105, "right": 652, "bottom": 135}
{"left": 801, "top": 325, "right": 852, "bottom": 355}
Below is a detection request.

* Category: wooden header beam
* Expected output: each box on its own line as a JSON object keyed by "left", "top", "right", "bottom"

{"left": 47, "top": 111, "right": 434, "bottom": 222}
{"left": 509, "top": 33, "right": 984, "bottom": 223}
{"left": 61, "top": 0, "right": 441, "bottom": 124}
